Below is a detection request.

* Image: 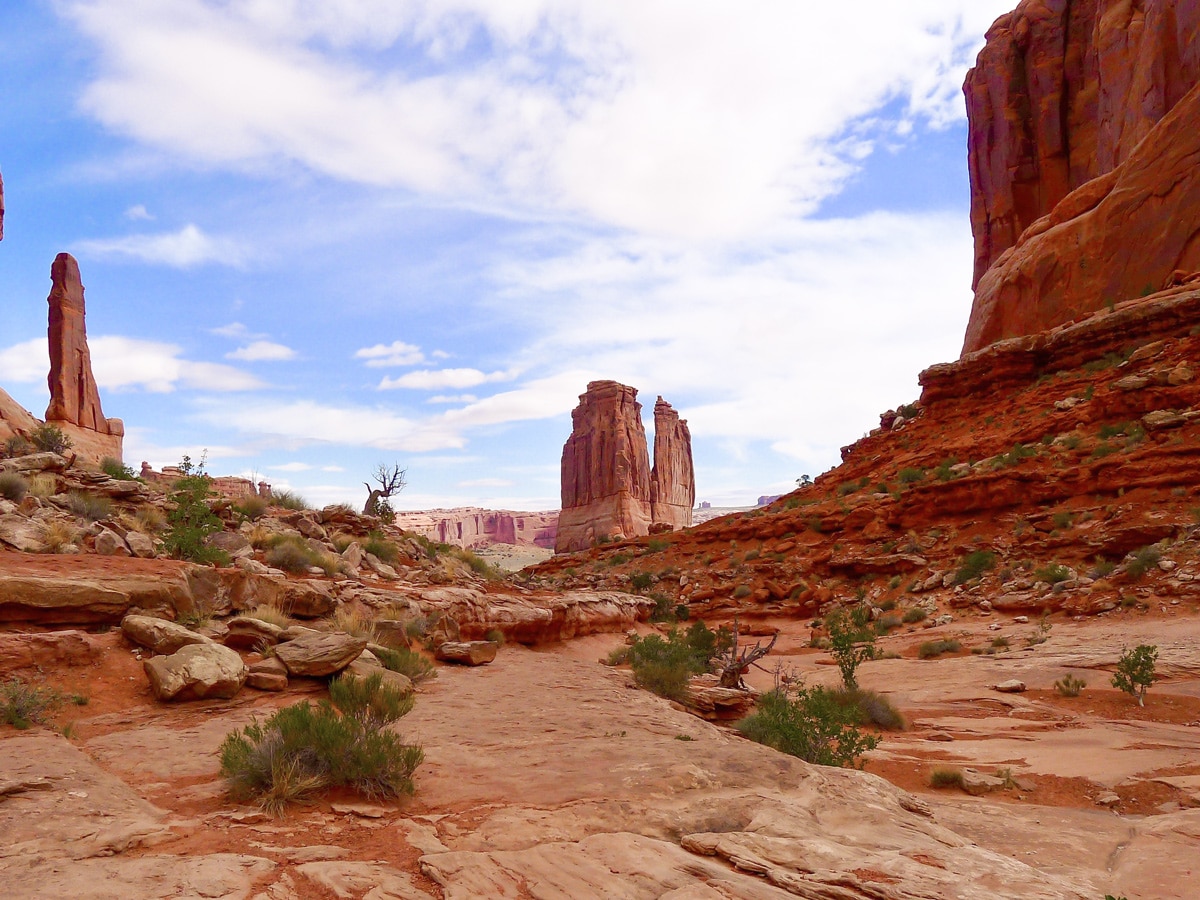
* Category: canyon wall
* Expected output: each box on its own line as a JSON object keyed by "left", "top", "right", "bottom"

{"left": 963, "top": 0, "right": 1200, "bottom": 354}
{"left": 556, "top": 381, "right": 695, "bottom": 553}
{"left": 391, "top": 508, "right": 558, "bottom": 550}
{"left": 44, "top": 253, "right": 124, "bottom": 463}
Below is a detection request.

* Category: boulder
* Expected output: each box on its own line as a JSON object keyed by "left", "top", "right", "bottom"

{"left": 280, "top": 580, "right": 336, "bottom": 619}
{"left": 246, "top": 657, "right": 289, "bottom": 692}
{"left": 961, "top": 769, "right": 1008, "bottom": 797}
{"left": 94, "top": 528, "right": 131, "bottom": 557}
{"left": 223, "top": 616, "right": 285, "bottom": 650}
{"left": 121, "top": 614, "right": 214, "bottom": 655}
{"left": 275, "top": 632, "right": 367, "bottom": 677}
{"left": 0, "top": 630, "right": 101, "bottom": 674}
{"left": 0, "top": 514, "right": 45, "bottom": 553}
{"left": 205, "top": 531, "right": 251, "bottom": 557}
{"left": 341, "top": 658, "right": 414, "bottom": 695}
{"left": 435, "top": 641, "right": 497, "bottom": 666}
{"left": 993, "top": 679, "right": 1027, "bottom": 694}
{"left": 124, "top": 530, "right": 156, "bottom": 558}
{"left": 143, "top": 643, "right": 247, "bottom": 700}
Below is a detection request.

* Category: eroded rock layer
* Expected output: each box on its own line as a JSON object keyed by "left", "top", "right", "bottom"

{"left": 44, "top": 253, "right": 123, "bottom": 462}
{"left": 392, "top": 507, "right": 558, "bottom": 550}
{"left": 650, "top": 396, "right": 695, "bottom": 531}
{"left": 964, "top": 0, "right": 1200, "bottom": 353}
{"left": 556, "top": 381, "right": 652, "bottom": 552}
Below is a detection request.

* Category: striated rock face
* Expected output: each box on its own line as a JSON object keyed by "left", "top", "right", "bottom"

{"left": 556, "top": 381, "right": 653, "bottom": 552}
{"left": 44, "top": 253, "right": 124, "bottom": 461}
{"left": 650, "top": 397, "right": 695, "bottom": 531}
{"left": 392, "top": 507, "right": 558, "bottom": 550}
{"left": 964, "top": 0, "right": 1200, "bottom": 354}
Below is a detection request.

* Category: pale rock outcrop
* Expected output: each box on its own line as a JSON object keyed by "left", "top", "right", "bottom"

{"left": 0, "top": 630, "right": 101, "bottom": 674}
{"left": 223, "top": 616, "right": 285, "bottom": 650}
{"left": 649, "top": 396, "right": 694, "bottom": 531}
{"left": 143, "top": 642, "right": 247, "bottom": 701}
{"left": 435, "top": 640, "right": 497, "bottom": 666}
{"left": 0, "top": 388, "right": 38, "bottom": 447}
{"left": 391, "top": 507, "right": 558, "bottom": 550}
{"left": 964, "top": 0, "right": 1200, "bottom": 353}
{"left": 341, "top": 657, "right": 415, "bottom": 694}
{"left": 274, "top": 631, "right": 367, "bottom": 677}
{"left": 44, "top": 253, "right": 124, "bottom": 462}
{"left": 122, "top": 613, "right": 214, "bottom": 655}
{"left": 556, "top": 381, "right": 695, "bottom": 552}
{"left": 0, "top": 567, "right": 192, "bottom": 623}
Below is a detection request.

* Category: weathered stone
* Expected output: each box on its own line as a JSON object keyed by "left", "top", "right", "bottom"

{"left": 342, "top": 658, "right": 414, "bottom": 695}
{"left": 0, "top": 568, "right": 191, "bottom": 624}
{"left": 205, "top": 531, "right": 251, "bottom": 556}
{"left": 961, "top": 769, "right": 1008, "bottom": 797}
{"left": 44, "top": 253, "right": 124, "bottom": 463}
{"left": 279, "top": 580, "right": 335, "bottom": 618}
{"left": 649, "top": 397, "right": 694, "bottom": 532}
{"left": 275, "top": 632, "right": 367, "bottom": 677}
{"left": 143, "top": 642, "right": 246, "bottom": 700}
{"left": 124, "top": 530, "right": 156, "bottom": 558}
{"left": 1142, "top": 410, "right": 1187, "bottom": 431}
{"left": 94, "top": 528, "right": 131, "bottom": 557}
{"left": 342, "top": 541, "right": 364, "bottom": 569}
{"left": 224, "top": 616, "right": 285, "bottom": 650}
{"left": 122, "top": 614, "right": 214, "bottom": 655}
{"left": 0, "top": 514, "right": 46, "bottom": 552}
{"left": 0, "top": 630, "right": 100, "bottom": 674}
{"left": 435, "top": 641, "right": 497, "bottom": 666}
{"left": 993, "top": 679, "right": 1027, "bottom": 694}
{"left": 246, "top": 670, "right": 288, "bottom": 691}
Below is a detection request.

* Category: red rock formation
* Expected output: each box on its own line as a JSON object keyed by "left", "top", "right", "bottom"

{"left": 0, "top": 388, "right": 39, "bottom": 446}
{"left": 650, "top": 397, "right": 694, "bottom": 531}
{"left": 44, "top": 253, "right": 123, "bottom": 462}
{"left": 963, "top": 0, "right": 1200, "bottom": 353}
{"left": 556, "top": 381, "right": 653, "bottom": 553}
{"left": 391, "top": 507, "right": 558, "bottom": 550}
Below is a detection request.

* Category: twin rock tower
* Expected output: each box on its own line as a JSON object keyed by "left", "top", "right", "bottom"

{"left": 556, "top": 380, "right": 695, "bottom": 553}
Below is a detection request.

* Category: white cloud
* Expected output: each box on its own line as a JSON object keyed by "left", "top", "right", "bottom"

{"left": 354, "top": 340, "right": 426, "bottom": 368}
{"left": 378, "top": 368, "right": 516, "bottom": 390}
{"left": 226, "top": 340, "right": 297, "bottom": 362}
{"left": 210, "top": 322, "right": 258, "bottom": 339}
{"left": 427, "top": 394, "right": 478, "bottom": 404}
{"left": 124, "top": 203, "right": 154, "bottom": 220}
{"left": 63, "top": 0, "right": 1014, "bottom": 241}
{"left": 0, "top": 339, "right": 50, "bottom": 384}
{"left": 268, "top": 462, "right": 313, "bottom": 472}
{"left": 75, "top": 224, "right": 245, "bottom": 268}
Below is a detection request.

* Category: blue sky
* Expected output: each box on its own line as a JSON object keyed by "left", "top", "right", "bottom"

{"left": 0, "top": 0, "right": 1014, "bottom": 511}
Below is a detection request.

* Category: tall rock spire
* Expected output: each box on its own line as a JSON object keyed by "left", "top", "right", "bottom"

{"left": 650, "top": 397, "right": 694, "bottom": 531}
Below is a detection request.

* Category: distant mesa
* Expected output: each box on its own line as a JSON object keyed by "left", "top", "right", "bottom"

{"left": 391, "top": 508, "right": 558, "bottom": 551}
{"left": 556, "top": 380, "right": 694, "bottom": 553}
{"left": 963, "top": 0, "right": 1200, "bottom": 354}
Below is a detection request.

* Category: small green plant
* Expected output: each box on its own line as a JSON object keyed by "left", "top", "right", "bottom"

{"left": 1051, "top": 510, "right": 1074, "bottom": 530}
{"left": 1062, "top": 434, "right": 1082, "bottom": 450}
{"left": 897, "top": 467, "right": 925, "bottom": 485}
{"left": 271, "top": 489, "right": 309, "bottom": 511}
{"left": 1090, "top": 442, "right": 1119, "bottom": 460}
{"left": 219, "top": 672, "right": 423, "bottom": 813}
{"left": 100, "top": 457, "right": 138, "bottom": 480}
{"left": 991, "top": 636, "right": 1010, "bottom": 650}
{"left": 3, "top": 434, "right": 33, "bottom": 458}
{"left": 736, "top": 681, "right": 880, "bottom": 769}
{"left": 917, "top": 639, "right": 960, "bottom": 659}
{"left": 1125, "top": 545, "right": 1162, "bottom": 580}
{"left": 825, "top": 604, "right": 876, "bottom": 691}
{"left": 629, "top": 572, "right": 654, "bottom": 592}
{"left": 66, "top": 491, "right": 112, "bottom": 522}
{"left": 1090, "top": 557, "right": 1116, "bottom": 578}
{"left": 0, "top": 472, "right": 29, "bottom": 501}
{"left": 626, "top": 622, "right": 728, "bottom": 701}
{"left": 162, "top": 454, "right": 229, "bottom": 565}
{"left": 1054, "top": 674, "right": 1086, "bottom": 697}
{"left": 605, "top": 645, "right": 631, "bottom": 666}
{"left": 363, "top": 531, "right": 400, "bottom": 564}
{"left": 1, "top": 677, "right": 62, "bottom": 729}
{"left": 828, "top": 687, "right": 905, "bottom": 731}
{"left": 450, "top": 547, "right": 504, "bottom": 581}
{"left": 374, "top": 646, "right": 436, "bottom": 684}
{"left": 485, "top": 628, "right": 505, "bottom": 645}
{"left": 674, "top": 733, "right": 694, "bottom": 741}
{"left": 954, "top": 550, "right": 996, "bottom": 584}
{"left": 934, "top": 457, "right": 959, "bottom": 482}
{"left": 901, "top": 606, "right": 928, "bottom": 624}
{"left": 265, "top": 535, "right": 320, "bottom": 573}
{"left": 1035, "top": 563, "right": 1073, "bottom": 585}
{"left": 646, "top": 537, "right": 670, "bottom": 553}
{"left": 732, "top": 585, "right": 752, "bottom": 599}
{"left": 992, "top": 443, "right": 1036, "bottom": 469}
{"left": 29, "top": 423, "right": 72, "bottom": 454}
{"left": 930, "top": 767, "right": 964, "bottom": 789}
{"left": 1112, "top": 645, "right": 1157, "bottom": 707}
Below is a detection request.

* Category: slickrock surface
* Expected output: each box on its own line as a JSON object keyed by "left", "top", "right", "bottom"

{"left": 963, "top": 0, "right": 1200, "bottom": 352}
{"left": 650, "top": 396, "right": 696, "bottom": 532}
{"left": 557, "top": 380, "right": 654, "bottom": 552}
{"left": 43, "top": 252, "right": 124, "bottom": 462}
{"left": 0, "top": 386, "right": 38, "bottom": 445}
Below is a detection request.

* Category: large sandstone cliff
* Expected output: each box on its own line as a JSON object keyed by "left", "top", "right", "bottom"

{"left": 391, "top": 507, "right": 558, "bottom": 550}
{"left": 44, "top": 253, "right": 124, "bottom": 462}
{"left": 963, "top": 0, "right": 1200, "bottom": 354}
{"left": 650, "top": 397, "right": 695, "bottom": 531}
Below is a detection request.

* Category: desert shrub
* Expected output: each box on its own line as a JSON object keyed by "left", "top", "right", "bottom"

{"left": 1054, "top": 674, "right": 1086, "bottom": 697}
{"left": 234, "top": 495, "right": 269, "bottom": 521}
{"left": 901, "top": 606, "right": 928, "bottom": 624}
{"left": 897, "top": 467, "right": 925, "bottom": 485}
{"left": 991, "top": 443, "right": 1036, "bottom": 469}
{"left": 627, "top": 623, "right": 726, "bottom": 701}
{"left": 374, "top": 646, "right": 436, "bottom": 684}
{"left": 325, "top": 607, "right": 379, "bottom": 642}
{"left": 271, "top": 489, "right": 309, "bottom": 511}
{"left": 237, "top": 604, "right": 291, "bottom": 629}
{"left": 954, "top": 550, "right": 996, "bottom": 584}
{"left": 26, "top": 474, "right": 55, "bottom": 499}
{"left": 1035, "top": 563, "right": 1073, "bottom": 585}
{"left": 991, "top": 636, "right": 1010, "bottom": 650}
{"left": 66, "top": 491, "right": 111, "bottom": 522}
{"left": 0, "top": 472, "right": 29, "bottom": 501}
{"left": 450, "top": 547, "right": 503, "bottom": 580}
{"left": 100, "top": 457, "right": 138, "bottom": 481}
{"left": 484, "top": 628, "right": 505, "bottom": 645}
{"left": 219, "top": 672, "right": 423, "bottom": 813}
{"left": 930, "top": 767, "right": 964, "bottom": 789}
{"left": 874, "top": 613, "right": 902, "bottom": 635}
{"left": 1125, "top": 545, "right": 1162, "bottom": 580}
{"left": 1051, "top": 511, "right": 1074, "bottom": 530}
{"left": 3, "top": 434, "right": 33, "bottom": 458}
{"left": 828, "top": 687, "right": 905, "bottom": 731}
{"left": 737, "top": 684, "right": 880, "bottom": 769}
{"left": 1, "top": 677, "right": 62, "bottom": 730}
{"left": 605, "top": 645, "right": 631, "bottom": 666}
{"left": 825, "top": 604, "right": 876, "bottom": 691}
{"left": 646, "top": 537, "right": 670, "bottom": 553}
{"left": 134, "top": 504, "right": 166, "bottom": 533}
{"left": 1112, "top": 644, "right": 1157, "bottom": 707}
{"left": 1098, "top": 422, "right": 1130, "bottom": 439}
{"left": 1090, "top": 556, "right": 1116, "bottom": 578}
{"left": 917, "top": 639, "right": 960, "bottom": 659}
{"left": 1090, "top": 442, "right": 1119, "bottom": 460}
{"left": 364, "top": 531, "right": 399, "bottom": 564}
{"left": 162, "top": 455, "right": 228, "bottom": 565}
{"left": 29, "top": 423, "right": 72, "bottom": 455}
{"left": 265, "top": 535, "right": 324, "bottom": 574}
{"left": 41, "top": 520, "right": 78, "bottom": 553}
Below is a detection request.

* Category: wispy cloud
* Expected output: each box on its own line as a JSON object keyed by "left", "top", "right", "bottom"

{"left": 124, "top": 203, "right": 154, "bottom": 220}
{"left": 75, "top": 224, "right": 245, "bottom": 268}
{"left": 226, "top": 340, "right": 296, "bottom": 362}
{"left": 378, "top": 368, "right": 516, "bottom": 391}
{"left": 355, "top": 340, "right": 426, "bottom": 368}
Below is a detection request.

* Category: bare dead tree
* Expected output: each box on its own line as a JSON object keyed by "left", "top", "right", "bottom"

{"left": 363, "top": 463, "right": 407, "bottom": 517}
{"left": 717, "top": 618, "right": 778, "bottom": 689}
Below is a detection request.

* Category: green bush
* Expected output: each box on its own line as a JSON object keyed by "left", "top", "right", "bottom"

{"left": 954, "top": 550, "right": 996, "bottom": 584}
{"left": 901, "top": 606, "right": 928, "bottom": 624}
{"left": 825, "top": 604, "right": 876, "bottom": 690}
{"left": 66, "top": 491, "right": 111, "bottom": 522}
{"left": 29, "top": 423, "right": 72, "bottom": 455}
{"left": 627, "top": 622, "right": 729, "bottom": 701}
{"left": 1125, "top": 545, "right": 1162, "bottom": 580}
{"left": 0, "top": 472, "right": 29, "bottom": 502}
{"left": 917, "top": 639, "right": 960, "bottom": 659}
{"left": 100, "top": 457, "right": 138, "bottom": 480}
{"left": 373, "top": 646, "right": 436, "bottom": 684}
{"left": 732, "top": 584, "right": 752, "bottom": 599}
{"left": 364, "top": 531, "right": 399, "bottom": 564}
{"left": 828, "top": 687, "right": 905, "bottom": 731}
{"left": 736, "top": 685, "right": 880, "bottom": 769}
{"left": 1112, "top": 645, "right": 1157, "bottom": 707}
{"left": 1, "top": 677, "right": 62, "bottom": 729}
{"left": 991, "top": 443, "right": 1036, "bottom": 469}
{"left": 3, "top": 434, "right": 33, "bottom": 458}
{"left": 265, "top": 536, "right": 319, "bottom": 574}
{"left": 271, "top": 489, "right": 309, "bottom": 511}
{"left": 450, "top": 547, "right": 503, "bottom": 580}
{"left": 897, "top": 467, "right": 925, "bottom": 485}
{"left": 162, "top": 455, "right": 229, "bottom": 565}
{"left": 646, "top": 537, "right": 670, "bottom": 553}
{"left": 930, "top": 767, "right": 964, "bottom": 788}
{"left": 219, "top": 672, "right": 423, "bottom": 813}
{"left": 1035, "top": 563, "right": 1073, "bottom": 585}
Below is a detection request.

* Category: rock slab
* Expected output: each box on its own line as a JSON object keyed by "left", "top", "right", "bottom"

{"left": 143, "top": 642, "right": 247, "bottom": 701}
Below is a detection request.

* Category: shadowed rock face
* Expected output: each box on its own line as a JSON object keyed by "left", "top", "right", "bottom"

{"left": 650, "top": 396, "right": 694, "bottom": 531}
{"left": 964, "top": 0, "right": 1200, "bottom": 354}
